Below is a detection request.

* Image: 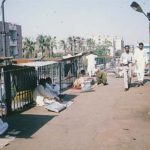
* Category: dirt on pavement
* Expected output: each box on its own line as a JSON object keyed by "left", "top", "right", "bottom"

{"left": 1, "top": 76, "right": 150, "bottom": 150}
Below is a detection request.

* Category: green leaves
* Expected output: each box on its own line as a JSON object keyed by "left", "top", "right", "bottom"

{"left": 36, "top": 35, "right": 57, "bottom": 58}
{"left": 22, "top": 35, "right": 112, "bottom": 58}
{"left": 94, "top": 45, "right": 110, "bottom": 56}
{"left": 22, "top": 38, "right": 35, "bottom": 58}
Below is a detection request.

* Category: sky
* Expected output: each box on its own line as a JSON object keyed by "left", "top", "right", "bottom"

{"left": 1, "top": 0, "right": 150, "bottom": 45}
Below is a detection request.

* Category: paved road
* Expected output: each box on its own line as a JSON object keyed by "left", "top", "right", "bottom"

{"left": 1, "top": 76, "right": 150, "bottom": 150}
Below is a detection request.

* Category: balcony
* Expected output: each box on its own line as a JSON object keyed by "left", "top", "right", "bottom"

{"left": 9, "top": 40, "right": 17, "bottom": 47}
{"left": 8, "top": 24, "right": 17, "bottom": 31}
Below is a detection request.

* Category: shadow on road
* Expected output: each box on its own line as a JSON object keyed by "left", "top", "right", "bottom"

{"left": 130, "top": 82, "right": 138, "bottom": 88}
{"left": 144, "top": 79, "right": 150, "bottom": 84}
{"left": 63, "top": 94, "right": 77, "bottom": 102}
{"left": 0, "top": 94, "right": 77, "bottom": 139}
{"left": 131, "top": 78, "right": 150, "bottom": 87}
{"left": 2, "top": 113, "right": 56, "bottom": 138}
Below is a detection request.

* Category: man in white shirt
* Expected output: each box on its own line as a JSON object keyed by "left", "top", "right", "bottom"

{"left": 134, "top": 42, "right": 148, "bottom": 86}
{"left": 120, "top": 45, "right": 134, "bottom": 91}
{"left": 33, "top": 78, "right": 53, "bottom": 106}
{"left": 33, "top": 78, "right": 66, "bottom": 112}
{"left": 86, "top": 52, "right": 98, "bottom": 77}
{"left": 45, "top": 77, "right": 60, "bottom": 101}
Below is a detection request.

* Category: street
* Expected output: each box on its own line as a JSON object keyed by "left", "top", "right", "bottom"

{"left": 1, "top": 76, "right": 150, "bottom": 150}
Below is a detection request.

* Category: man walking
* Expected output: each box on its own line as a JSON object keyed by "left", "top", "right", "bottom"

{"left": 120, "top": 45, "right": 134, "bottom": 91}
{"left": 134, "top": 42, "right": 148, "bottom": 86}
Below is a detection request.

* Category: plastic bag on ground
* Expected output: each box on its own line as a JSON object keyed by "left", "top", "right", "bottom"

{"left": 44, "top": 101, "right": 66, "bottom": 113}
{"left": 81, "top": 81, "right": 92, "bottom": 92}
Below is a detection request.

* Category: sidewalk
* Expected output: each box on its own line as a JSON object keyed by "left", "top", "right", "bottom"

{"left": 1, "top": 76, "right": 150, "bottom": 150}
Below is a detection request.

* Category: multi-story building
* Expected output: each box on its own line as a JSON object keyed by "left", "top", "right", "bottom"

{"left": 92, "top": 34, "right": 124, "bottom": 57}
{"left": 144, "top": 44, "right": 150, "bottom": 61}
{"left": 93, "top": 34, "right": 113, "bottom": 46}
{"left": 114, "top": 36, "right": 124, "bottom": 52}
{"left": 0, "top": 22, "right": 22, "bottom": 58}
{"left": 129, "top": 45, "right": 134, "bottom": 53}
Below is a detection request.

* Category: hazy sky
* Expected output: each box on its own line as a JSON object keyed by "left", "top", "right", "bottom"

{"left": 1, "top": 0, "right": 150, "bottom": 45}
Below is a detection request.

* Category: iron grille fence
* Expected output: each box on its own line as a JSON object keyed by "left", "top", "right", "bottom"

{"left": 0, "top": 55, "right": 110, "bottom": 115}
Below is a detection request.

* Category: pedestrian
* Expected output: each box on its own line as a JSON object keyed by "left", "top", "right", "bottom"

{"left": 95, "top": 68, "right": 108, "bottom": 86}
{"left": 86, "top": 51, "right": 98, "bottom": 77}
{"left": 120, "top": 45, "right": 134, "bottom": 91}
{"left": 134, "top": 42, "right": 148, "bottom": 86}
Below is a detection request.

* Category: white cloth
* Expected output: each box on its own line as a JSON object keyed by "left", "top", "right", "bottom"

{"left": 44, "top": 100, "right": 66, "bottom": 113}
{"left": 81, "top": 81, "right": 92, "bottom": 92}
{"left": 33, "top": 85, "right": 53, "bottom": 106}
{"left": 33, "top": 85, "right": 65, "bottom": 112}
{"left": 45, "top": 83, "right": 60, "bottom": 100}
{"left": 0, "top": 119, "right": 8, "bottom": 135}
{"left": 122, "top": 65, "right": 132, "bottom": 88}
{"left": 46, "top": 83, "right": 60, "bottom": 95}
{"left": 120, "top": 52, "right": 134, "bottom": 65}
{"left": 0, "top": 83, "right": 5, "bottom": 101}
{"left": 120, "top": 52, "right": 134, "bottom": 88}
{"left": 134, "top": 48, "right": 148, "bottom": 82}
{"left": 86, "top": 54, "right": 97, "bottom": 77}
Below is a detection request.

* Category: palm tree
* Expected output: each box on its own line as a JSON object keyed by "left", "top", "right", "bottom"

{"left": 75, "top": 37, "right": 85, "bottom": 53}
{"left": 36, "top": 35, "right": 46, "bottom": 57}
{"left": 67, "top": 36, "right": 80, "bottom": 55}
{"left": 67, "top": 36, "right": 73, "bottom": 54}
{"left": 75, "top": 37, "right": 81, "bottom": 53}
{"left": 59, "top": 40, "right": 67, "bottom": 55}
{"left": 50, "top": 36, "right": 57, "bottom": 57}
{"left": 45, "top": 36, "right": 51, "bottom": 58}
{"left": 22, "top": 37, "right": 35, "bottom": 58}
{"left": 86, "top": 38, "right": 95, "bottom": 52}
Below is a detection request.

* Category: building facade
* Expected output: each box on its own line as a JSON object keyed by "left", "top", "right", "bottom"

{"left": 114, "top": 36, "right": 124, "bottom": 52}
{"left": 144, "top": 44, "right": 150, "bottom": 61}
{"left": 0, "top": 22, "right": 22, "bottom": 58}
{"left": 92, "top": 34, "right": 124, "bottom": 57}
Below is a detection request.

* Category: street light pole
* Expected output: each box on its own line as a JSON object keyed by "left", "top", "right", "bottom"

{"left": 148, "top": 13, "right": 150, "bottom": 74}
{"left": 1, "top": 0, "right": 7, "bottom": 57}
{"left": 130, "top": 1, "right": 150, "bottom": 74}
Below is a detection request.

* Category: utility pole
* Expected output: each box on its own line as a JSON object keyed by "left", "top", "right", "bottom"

{"left": 130, "top": 1, "right": 150, "bottom": 74}
{"left": 148, "top": 13, "right": 150, "bottom": 74}
{"left": 1, "top": 0, "right": 7, "bottom": 57}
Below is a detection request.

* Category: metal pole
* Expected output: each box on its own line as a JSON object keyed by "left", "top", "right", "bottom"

{"left": 1, "top": 0, "right": 7, "bottom": 57}
{"left": 149, "top": 20, "right": 150, "bottom": 74}
{"left": 59, "top": 62, "right": 62, "bottom": 93}
{"left": 4, "top": 66, "right": 12, "bottom": 114}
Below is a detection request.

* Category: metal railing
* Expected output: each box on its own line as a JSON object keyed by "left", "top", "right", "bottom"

{"left": 0, "top": 55, "right": 112, "bottom": 115}
{"left": 2, "top": 66, "right": 37, "bottom": 114}
{"left": 0, "top": 56, "right": 85, "bottom": 114}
